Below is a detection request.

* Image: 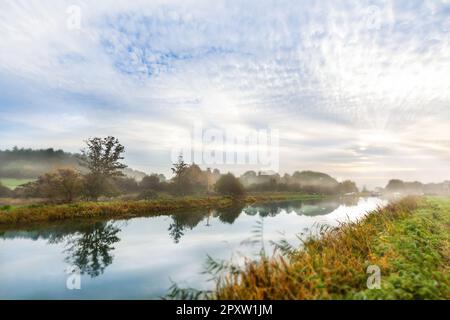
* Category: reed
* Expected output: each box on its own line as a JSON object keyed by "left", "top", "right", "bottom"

{"left": 212, "top": 196, "right": 450, "bottom": 300}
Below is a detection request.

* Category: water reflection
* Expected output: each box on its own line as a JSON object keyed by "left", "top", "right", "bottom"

{"left": 0, "top": 198, "right": 357, "bottom": 245}
{"left": 62, "top": 222, "right": 120, "bottom": 277}
{"left": 215, "top": 204, "right": 246, "bottom": 224}
{"left": 0, "top": 198, "right": 374, "bottom": 276}
{"left": 0, "top": 197, "right": 386, "bottom": 299}
{"left": 167, "top": 203, "right": 245, "bottom": 242}
{"left": 168, "top": 209, "right": 208, "bottom": 243}
{"left": 243, "top": 199, "right": 349, "bottom": 217}
{"left": 0, "top": 221, "right": 121, "bottom": 278}
{"left": 165, "top": 199, "right": 332, "bottom": 243}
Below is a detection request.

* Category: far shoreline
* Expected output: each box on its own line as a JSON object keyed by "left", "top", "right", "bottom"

{"left": 0, "top": 193, "right": 330, "bottom": 227}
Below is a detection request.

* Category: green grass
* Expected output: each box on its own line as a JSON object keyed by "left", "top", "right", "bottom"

{"left": 211, "top": 196, "right": 449, "bottom": 300}
{"left": 354, "top": 196, "right": 450, "bottom": 299}
{"left": 0, "top": 178, "right": 34, "bottom": 190}
{"left": 0, "top": 193, "right": 325, "bottom": 226}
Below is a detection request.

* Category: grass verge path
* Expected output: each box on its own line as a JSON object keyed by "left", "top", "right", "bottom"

{"left": 214, "top": 196, "right": 450, "bottom": 299}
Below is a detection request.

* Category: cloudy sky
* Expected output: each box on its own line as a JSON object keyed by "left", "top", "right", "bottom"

{"left": 0, "top": 0, "right": 449, "bottom": 187}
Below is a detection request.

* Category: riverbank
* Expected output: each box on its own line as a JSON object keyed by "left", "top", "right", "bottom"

{"left": 213, "top": 196, "right": 450, "bottom": 299}
{"left": 0, "top": 193, "right": 325, "bottom": 226}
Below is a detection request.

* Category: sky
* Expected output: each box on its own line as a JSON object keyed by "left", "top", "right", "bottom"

{"left": 0, "top": 0, "right": 449, "bottom": 188}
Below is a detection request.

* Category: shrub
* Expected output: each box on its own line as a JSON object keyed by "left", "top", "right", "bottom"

{"left": 0, "top": 182, "right": 12, "bottom": 197}
{"left": 23, "top": 168, "right": 84, "bottom": 203}
{"left": 137, "top": 189, "right": 159, "bottom": 200}
{"left": 215, "top": 173, "right": 245, "bottom": 197}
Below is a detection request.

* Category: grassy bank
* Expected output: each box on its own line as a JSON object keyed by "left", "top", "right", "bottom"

{"left": 0, "top": 193, "right": 325, "bottom": 226}
{"left": 213, "top": 196, "right": 450, "bottom": 299}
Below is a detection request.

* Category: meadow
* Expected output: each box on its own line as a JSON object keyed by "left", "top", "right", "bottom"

{"left": 0, "top": 178, "right": 34, "bottom": 189}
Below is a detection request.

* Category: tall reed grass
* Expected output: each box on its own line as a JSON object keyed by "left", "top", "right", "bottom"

{"left": 210, "top": 196, "right": 449, "bottom": 299}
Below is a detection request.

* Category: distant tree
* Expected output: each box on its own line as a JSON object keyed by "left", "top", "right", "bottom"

{"left": 57, "top": 168, "right": 85, "bottom": 202}
{"left": 140, "top": 174, "right": 161, "bottom": 190}
{"left": 83, "top": 174, "right": 118, "bottom": 200}
{"left": 386, "top": 179, "right": 405, "bottom": 192}
{"left": 184, "top": 164, "right": 208, "bottom": 193}
{"left": 281, "top": 173, "right": 291, "bottom": 184}
{"left": 0, "top": 147, "right": 79, "bottom": 179}
{"left": 205, "top": 168, "right": 221, "bottom": 194}
{"left": 78, "top": 136, "right": 127, "bottom": 200}
{"left": 137, "top": 189, "right": 159, "bottom": 200}
{"left": 240, "top": 170, "right": 257, "bottom": 187}
{"left": 170, "top": 155, "right": 189, "bottom": 196}
{"left": 114, "top": 176, "right": 139, "bottom": 194}
{"left": 0, "top": 182, "right": 12, "bottom": 197}
{"left": 215, "top": 173, "right": 245, "bottom": 197}
{"left": 337, "top": 180, "right": 359, "bottom": 194}
{"left": 33, "top": 172, "right": 60, "bottom": 202}
{"left": 13, "top": 181, "right": 39, "bottom": 198}
{"left": 32, "top": 168, "right": 84, "bottom": 203}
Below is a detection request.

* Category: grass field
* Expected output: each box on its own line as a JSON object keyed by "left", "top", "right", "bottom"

{"left": 0, "top": 178, "right": 34, "bottom": 189}
{"left": 209, "top": 196, "right": 450, "bottom": 300}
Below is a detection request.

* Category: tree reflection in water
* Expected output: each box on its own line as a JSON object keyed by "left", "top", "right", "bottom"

{"left": 215, "top": 204, "right": 245, "bottom": 224}
{"left": 168, "top": 209, "right": 206, "bottom": 244}
{"left": 63, "top": 222, "right": 121, "bottom": 278}
{"left": 168, "top": 204, "right": 245, "bottom": 243}
{"left": 0, "top": 198, "right": 362, "bottom": 273}
{"left": 165, "top": 199, "right": 349, "bottom": 243}
{"left": 168, "top": 220, "right": 184, "bottom": 244}
{"left": 243, "top": 199, "right": 347, "bottom": 217}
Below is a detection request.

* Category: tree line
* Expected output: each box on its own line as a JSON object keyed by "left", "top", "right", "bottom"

{"left": 0, "top": 136, "right": 359, "bottom": 203}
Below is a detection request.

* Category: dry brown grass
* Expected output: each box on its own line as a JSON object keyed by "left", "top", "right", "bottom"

{"left": 0, "top": 193, "right": 324, "bottom": 225}
{"left": 214, "top": 196, "right": 422, "bottom": 299}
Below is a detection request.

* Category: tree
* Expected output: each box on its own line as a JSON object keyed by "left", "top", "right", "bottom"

{"left": 240, "top": 170, "right": 257, "bottom": 187}
{"left": 0, "top": 182, "right": 12, "bottom": 197}
{"left": 184, "top": 164, "right": 208, "bottom": 193}
{"left": 140, "top": 174, "right": 161, "bottom": 191}
{"left": 114, "top": 176, "right": 139, "bottom": 194}
{"left": 57, "top": 168, "right": 84, "bottom": 202}
{"left": 337, "top": 180, "right": 359, "bottom": 195}
{"left": 171, "top": 155, "right": 189, "bottom": 196}
{"left": 386, "top": 179, "right": 405, "bottom": 192}
{"left": 31, "top": 168, "right": 84, "bottom": 203}
{"left": 78, "top": 136, "right": 127, "bottom": 200}
{"left": 215, "top": 173, "right": 245, "bottom": 197}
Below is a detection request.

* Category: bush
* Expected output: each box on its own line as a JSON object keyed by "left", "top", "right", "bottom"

{"left": 215, "top": 173, "right": 245, "bottom": 197}
{"left": 137, "top": 189, "right": 159, "bottom": 200}
{"left": 140, "top": 174, "right": 162, "bottom": 191}
{"left": 114, "top": 176, "right": 139, "bottom": 193}
{"left": 18, "top": 168, "right": 84, "bottom": 203}
{"left": 0, "top": 182, "right": 12, "bottom": 197}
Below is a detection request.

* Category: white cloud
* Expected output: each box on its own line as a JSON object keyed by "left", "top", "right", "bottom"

{"left": 0, "top": 0, "right": 449, "bottom": 187}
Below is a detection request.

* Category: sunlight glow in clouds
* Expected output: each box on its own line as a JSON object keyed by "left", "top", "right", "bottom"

{"left": 0, "top": 0, "right": 449, "bottom": 187}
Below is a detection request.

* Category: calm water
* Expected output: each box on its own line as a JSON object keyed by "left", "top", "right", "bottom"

{"left": 0, "top": 197, "right": 386, "bottom": 299}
